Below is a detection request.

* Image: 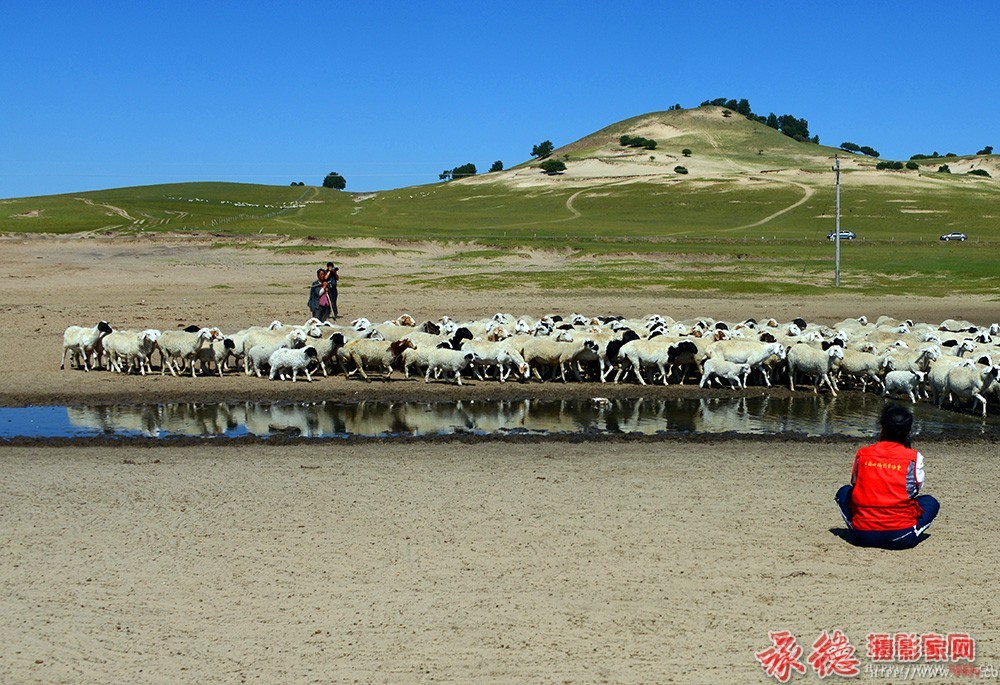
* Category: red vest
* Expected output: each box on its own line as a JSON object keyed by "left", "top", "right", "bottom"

{"left": 850, "top": 441, "right": 922, "bottom": 531}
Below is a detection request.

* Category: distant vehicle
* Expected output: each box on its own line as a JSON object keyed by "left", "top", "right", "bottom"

{"left": 827, "top": 230, "right": 856, "bottom": 241}
{"left": 940, "top": 232, "right": 968, "bottom": 241}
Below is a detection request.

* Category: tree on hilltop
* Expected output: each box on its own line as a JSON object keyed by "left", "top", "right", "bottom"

{"left": 489, "top": 160, "right": 504, "bottom": 173}
{"left": 531, "top": 140, "right": 554, "bottom": 158}
{"left": 322, "top": 172, "right": 346, "bottom": 190}
{"left": 439, "top": 163, "right": 477, "bottom": 181}
{"left": 977, "top": 145, "right": 994, "bottom": 156}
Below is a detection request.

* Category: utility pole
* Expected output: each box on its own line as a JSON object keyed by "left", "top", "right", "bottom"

{"left": 834, "top": 155, "right": 841, "bottom": 287}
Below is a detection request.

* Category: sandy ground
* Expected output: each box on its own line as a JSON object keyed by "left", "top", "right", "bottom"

{"left": 1, "top": 441, "right": 996, "bottom": 684}
{"left": 1, "top": 235, "right": 998, "bottom": 683}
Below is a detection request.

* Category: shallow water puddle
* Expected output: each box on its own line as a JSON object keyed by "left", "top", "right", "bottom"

{"left": 1, "top": 395, "right": 996, "bottom": 440}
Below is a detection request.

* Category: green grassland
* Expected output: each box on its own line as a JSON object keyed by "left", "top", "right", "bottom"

{"left": 2, "top": 107, "right": 998, "bottom": 297}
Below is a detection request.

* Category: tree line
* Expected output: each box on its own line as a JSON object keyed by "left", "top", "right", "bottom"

{"left": 699, "top": 97, "right": 819, "bottom": 144}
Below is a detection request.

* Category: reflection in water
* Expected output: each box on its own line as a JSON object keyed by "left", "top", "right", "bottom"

{"left": 20, "top": 395, "right": 993, "bottom": 440}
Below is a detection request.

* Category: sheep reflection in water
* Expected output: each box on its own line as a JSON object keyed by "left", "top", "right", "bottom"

{"left": 62, "top": 394, "right": 997, "bottom": 439}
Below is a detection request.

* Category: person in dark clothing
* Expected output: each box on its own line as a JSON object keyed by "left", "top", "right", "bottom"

{"left": 308, "top": 269, "right": 331, "bottom": 321}
{"left": 324, "top": 261, "right": 339, "bottom": 320}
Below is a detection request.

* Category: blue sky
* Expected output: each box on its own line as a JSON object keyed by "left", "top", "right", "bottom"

{"left": 3, "top": 2, "right": 996, "bottom": 199}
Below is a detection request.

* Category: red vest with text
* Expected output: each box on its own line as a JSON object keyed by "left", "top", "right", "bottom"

{"left": 850, "top": 441, "right": 921, "bottom": 531}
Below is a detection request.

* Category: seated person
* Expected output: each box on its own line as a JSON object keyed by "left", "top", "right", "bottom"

{"left": 835, "top": 403, "right": 939, "bottom": 549}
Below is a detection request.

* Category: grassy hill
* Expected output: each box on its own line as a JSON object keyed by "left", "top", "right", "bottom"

{"left": 2, "top": 106, "right": 997, "bottom": 296}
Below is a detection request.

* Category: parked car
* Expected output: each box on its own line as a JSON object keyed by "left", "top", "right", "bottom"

{"left": 827, "top": 230, "right": 856, "bottom": 241}
{"left": 940, "top": 232, "right": 968, "bottom": 241}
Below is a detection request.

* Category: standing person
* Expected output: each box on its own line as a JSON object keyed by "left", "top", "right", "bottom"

{"left": 835, "top": 403, "right": 940, "bottom": 549}
{"left": 308, "top": 269, "right": 331, "bottom": 321}
{"left": 324, "top": 261, "right": 339, "bottom": 320}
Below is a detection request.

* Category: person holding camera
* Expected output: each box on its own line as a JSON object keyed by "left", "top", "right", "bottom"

{"left": 324, "top": 261, "right": 339, "bottom": 320}
{"left": 308, "top": 268, "right": 331, "bottom": 321}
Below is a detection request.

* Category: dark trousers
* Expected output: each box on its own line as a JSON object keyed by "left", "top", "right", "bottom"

{"left": 836, "top": 485, "right": 940, "bottom": 549}
{"left": 329, "top": 288, "right": 338, "bottom": 318}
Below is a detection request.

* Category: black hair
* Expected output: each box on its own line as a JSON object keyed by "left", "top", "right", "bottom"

{"left": 879, "top": 402, "right": 913, "bottom": 447}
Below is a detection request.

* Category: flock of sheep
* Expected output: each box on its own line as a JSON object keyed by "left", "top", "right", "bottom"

{"left": 60, "top": 312, "right": 1000, "bottom": 416}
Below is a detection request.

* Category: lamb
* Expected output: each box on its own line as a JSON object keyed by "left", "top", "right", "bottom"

{"left": 703, "top": 340, "right": 785, "bottom": 387}
{"left": 944, "top": 363, "right": 1000, "bottom": 416}
{"left": 423, "top": 349, "right": 479, "bottom": 385}
{"left": 245, "top": 329, "right": 308, "bottom": 378}
{"left": 61, "top": 321, "right": 114, "bottom": 371}
{"left": 699, "top": 357, "right": 751, "bottom": 389}
{"left": 243, "top": 329, "right": 309, "bottom": 376}
{"left": 340, "top": 338, "right": 416, "bottom": 381}
{"left": 883, "top": 370, "right": 926, "bottom": 404}
{"left": 156, "top": 327, "right": 223, "bottom": 377}
{"left": 787, "top": 344, "right": 844, "bottom": 395}
{"left": 269, "top": 346, "right": 319, "bottom": 382}
{"left": 241, "top": 324, "right": 323, "bottom": 373}
{"left": 103, "top": 329, "right": 161, "bottom": 375}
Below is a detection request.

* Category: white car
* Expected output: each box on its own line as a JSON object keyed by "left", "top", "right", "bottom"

{"left": 940, "top": 232, "right": 968, "bottom": 241}
{"left": 827, "top": 231, "right": 856, "bottom": 241}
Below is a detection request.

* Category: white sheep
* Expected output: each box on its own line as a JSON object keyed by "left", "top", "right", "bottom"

{"left": 787, "top": 344, "right": 844, "bottom": 395}
{"left": 61, "top": 321, "right": 114, "bottom": 371}
{"left": 460, "top": 339, "right": 529, "bottom": 382}
{"left": 309, "top": 333, "right": 347, "bottom": 377}
{"left": 615, "top": 338, "right": 701, "bottom": 386}
{"left": 103, "top": 329, "right": 161, "bottom": 375}
{"left": 522, "top": 336, "right": 599, "bottom": 383}
{"left": 157, "top": 327, "right": 223, "bottom": 377}
{"left": 699, "top": 357, "right": 751, "bottom": 389}
{"left": 424, "top": 349, "right": 479, "bottom": 385}
{"left": 340, "top": 338, "right": 416, "bottom": 381}
{"left": 195, "top": 338, "right": 237, "bottom": 377}
{"left": 944, "top": 363, "right": 1000, "bottom": 416}
{"left": 834, "top": 349, "right": 890, "bottom": 394}
{"left": 704, "top": 340, "right": 785, "bottom": 387}
{"left": 883, "top": 370, "right": 926, "bottom": 403}
{"left": 244, "top": 329, "right": 309, "bottom": 376}
{"left": 268, "top": 346, "right": 319, "bottom": 382}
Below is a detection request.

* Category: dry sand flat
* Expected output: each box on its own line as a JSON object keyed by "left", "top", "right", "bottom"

{"left": 0, "top": 441, "right": 996, "bottom": 684}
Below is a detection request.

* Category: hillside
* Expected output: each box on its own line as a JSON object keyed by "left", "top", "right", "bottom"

{"left": 2, "top": 106, "right": 998, "bottom": 243}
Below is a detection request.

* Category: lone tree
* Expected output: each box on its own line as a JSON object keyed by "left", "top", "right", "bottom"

{"left": 977, "top": 145, "right": 994, "bottom": 156}
{"left": 539, "top": 159, "right": 566, "bottom": 175}
{"left": 531, "top": 140, "right": 554, "bottom": 158}
{"left": 489, "top": 160, "right": 504, "bottom": 172}
{"left": 682, "top": 148, "right": 692, "bottom": 157}
{"left": 322, "top": 172, "right": 346, "bottom": 190}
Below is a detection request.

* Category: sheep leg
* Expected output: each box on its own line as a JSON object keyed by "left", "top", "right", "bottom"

{"left": 974, "top": 392, "right": 988, "bottom": 417}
